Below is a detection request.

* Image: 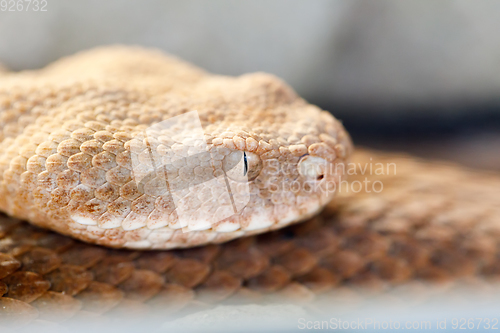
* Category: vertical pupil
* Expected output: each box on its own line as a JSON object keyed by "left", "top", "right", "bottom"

{"left": 243, "top": 152, "right": 248, "bottom": 176}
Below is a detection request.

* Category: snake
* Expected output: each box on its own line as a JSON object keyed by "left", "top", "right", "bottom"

{"left": 0, "top": 46, "right": 352, "bottom": 250}
{"left": 1, "top": 47, "right": 499, "bottom": 324}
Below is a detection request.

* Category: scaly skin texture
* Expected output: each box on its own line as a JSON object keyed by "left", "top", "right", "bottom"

{"left": 0, "top": 150, "right": 499, "bottom": 324}
{"left": 0, "top": 46, "right": 352, "bottom": 249}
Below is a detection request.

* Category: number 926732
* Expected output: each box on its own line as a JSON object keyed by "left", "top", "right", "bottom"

{"left": 1, "top": 0, "right": 47, "bottom": 11}
{"left": 451, "top": 318, "right": 498, "bottom": 330}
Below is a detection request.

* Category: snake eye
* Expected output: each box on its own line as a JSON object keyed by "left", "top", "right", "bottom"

{"left": 242, "top": 151, "right": 262, "bottom": 181}
{"left": 222, "top": 150, "right": 262, "bottom": 182}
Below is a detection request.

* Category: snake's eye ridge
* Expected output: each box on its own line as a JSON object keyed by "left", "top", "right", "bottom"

{"left": 222, "top": 150, "right": 262, "bottom": 182}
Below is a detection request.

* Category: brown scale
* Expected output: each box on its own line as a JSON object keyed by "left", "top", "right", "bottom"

{"left": 0, "top": 150, "right": 499, "bottom": 325}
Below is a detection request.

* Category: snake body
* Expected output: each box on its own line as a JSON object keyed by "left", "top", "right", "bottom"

{"left": 0, "top": 46, "right": 351, "bottom": 249}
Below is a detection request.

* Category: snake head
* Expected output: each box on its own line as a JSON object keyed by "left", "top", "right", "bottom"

{"left": 0, "top": 47, "right": 352, "bottom": 249}
{"left": 208, "top": 105, "right": 352, "bottom": 235}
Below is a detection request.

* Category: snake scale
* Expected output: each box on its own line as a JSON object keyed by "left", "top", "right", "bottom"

{"left": 0, "top": 47, "right": 499, "bottom": 326}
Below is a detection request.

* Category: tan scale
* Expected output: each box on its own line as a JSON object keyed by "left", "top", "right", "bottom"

{"left": 0, "top": 46, "right": 352, "bottom": 249}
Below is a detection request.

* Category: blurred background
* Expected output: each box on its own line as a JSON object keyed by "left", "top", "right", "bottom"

{"left": 1, "top": 0, "right": 499, "bottom": 170}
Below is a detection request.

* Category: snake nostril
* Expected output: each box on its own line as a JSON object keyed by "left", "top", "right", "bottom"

{"left": 298, "top": 155, "right": 328, "bottom": 181}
